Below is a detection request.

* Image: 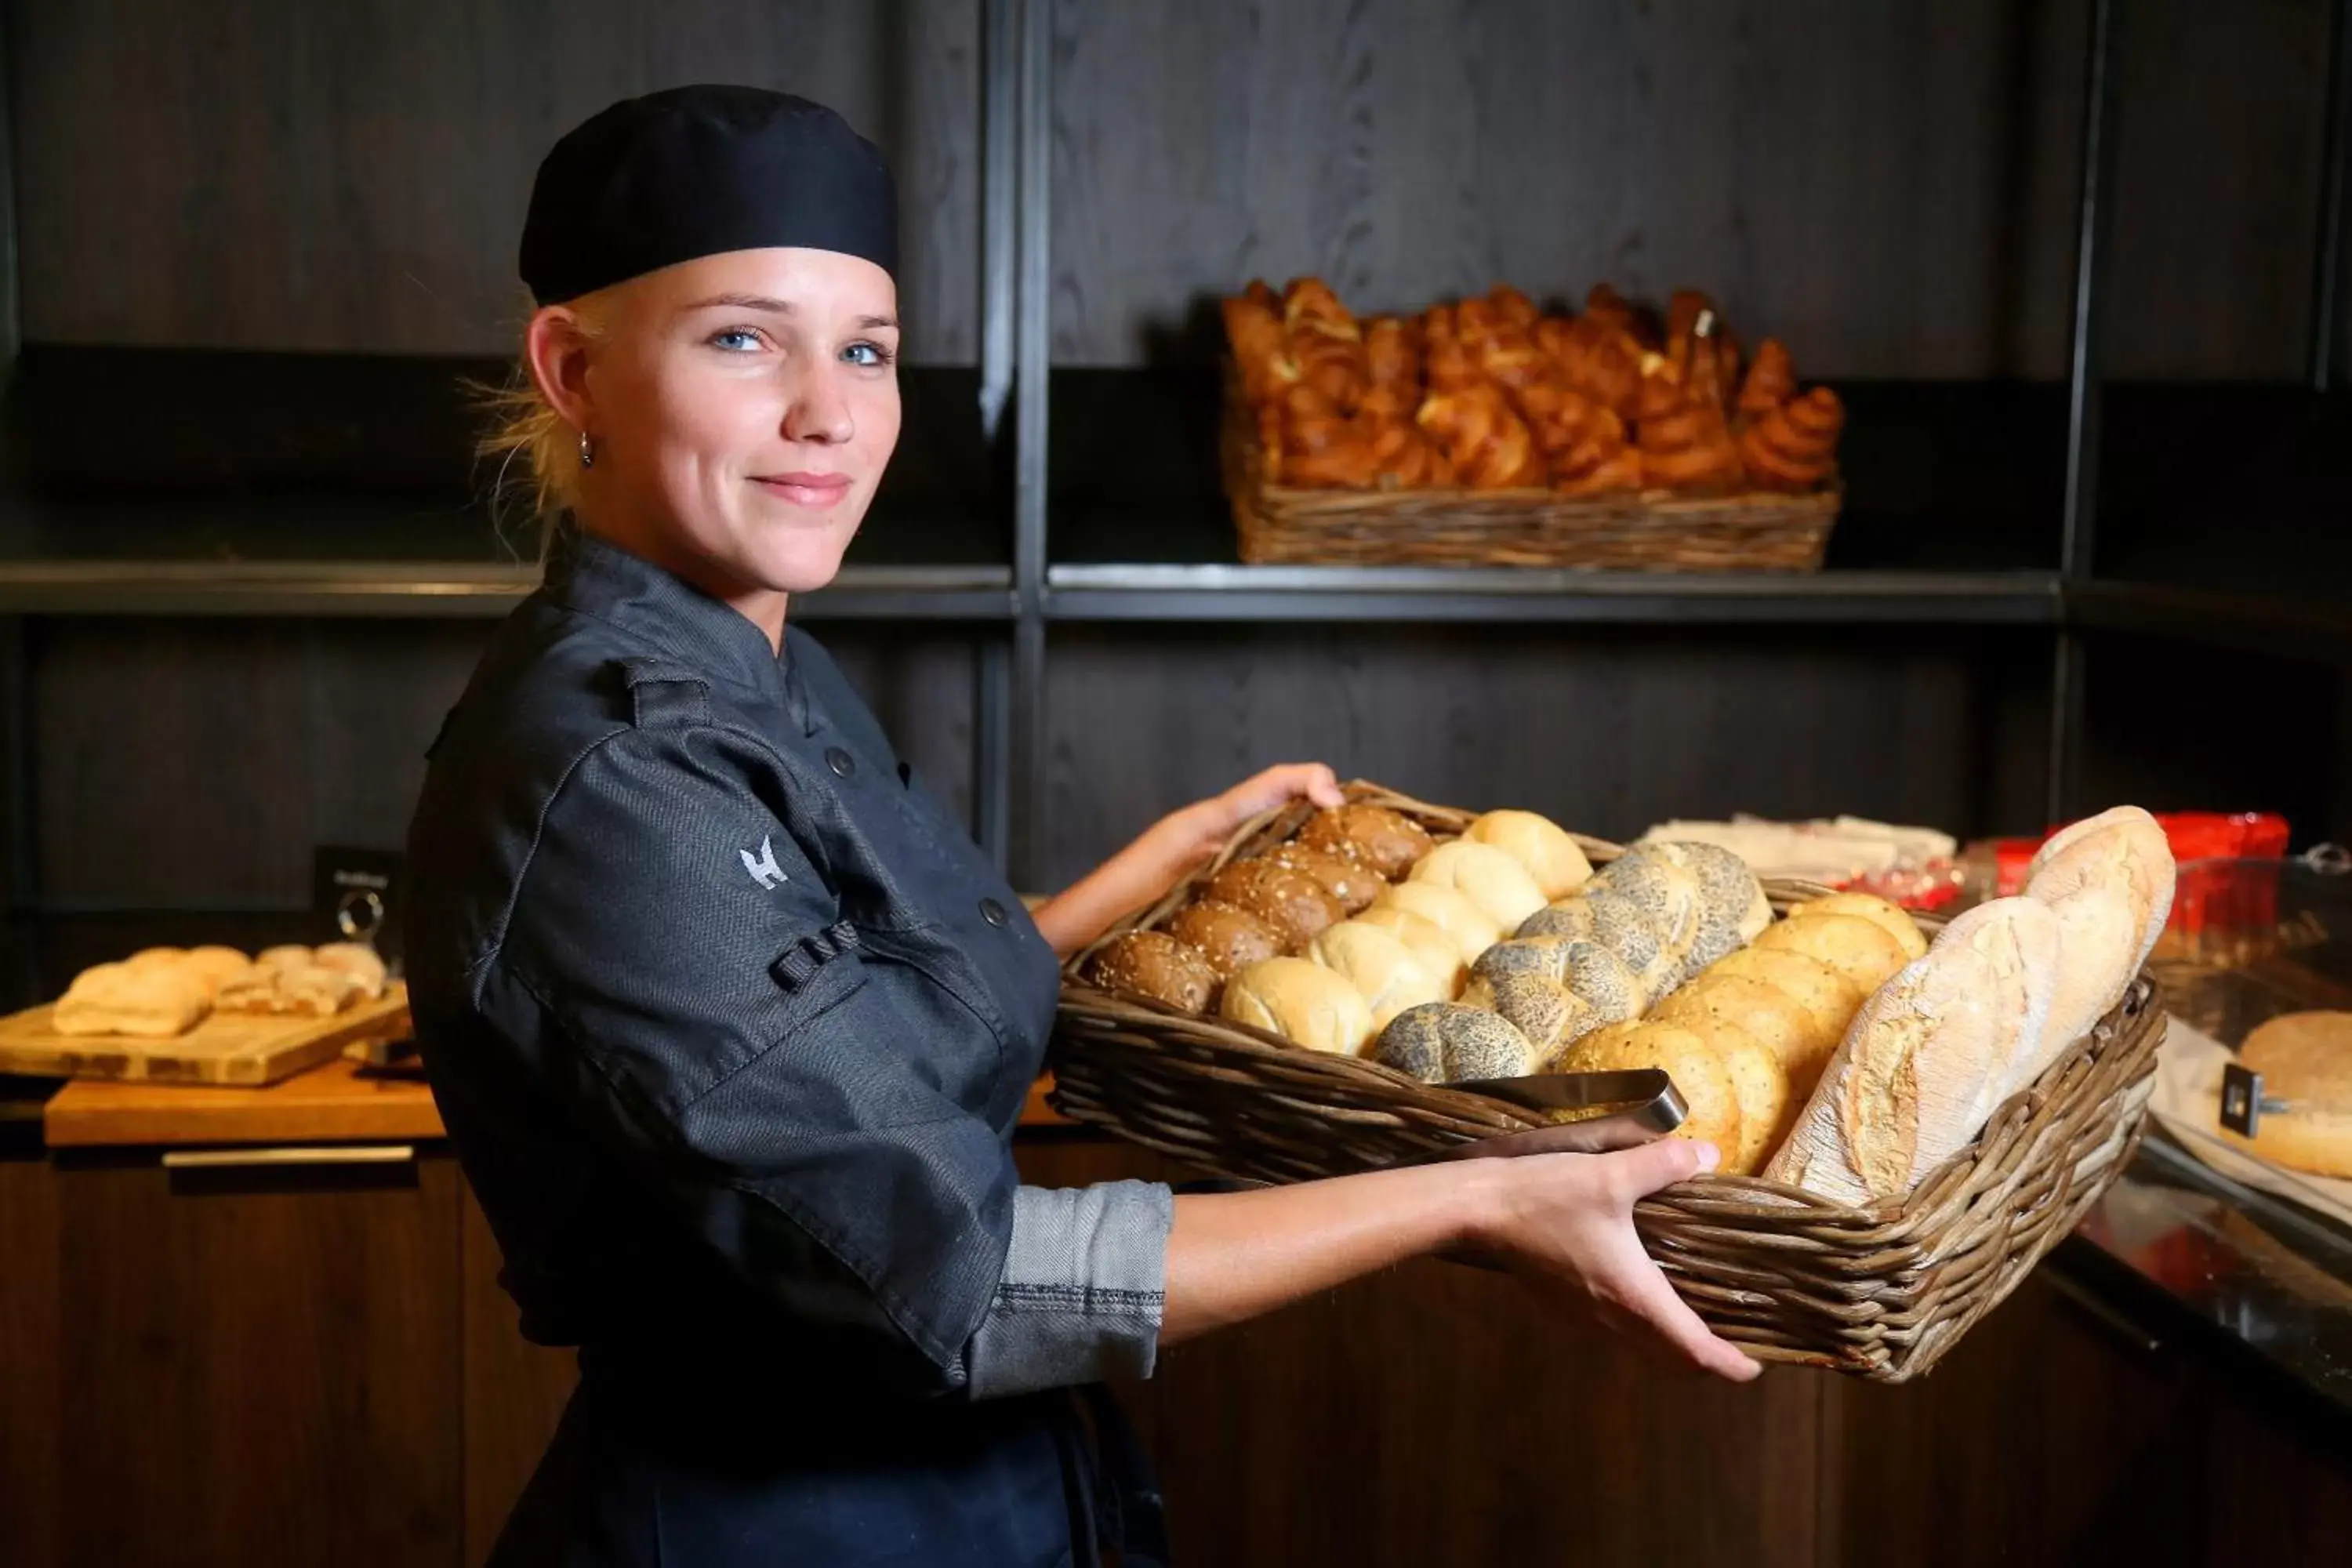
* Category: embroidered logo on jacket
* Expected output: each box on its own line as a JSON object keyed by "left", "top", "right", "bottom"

{"left": 741, "top": 836, "right": 787, "bottom": 890}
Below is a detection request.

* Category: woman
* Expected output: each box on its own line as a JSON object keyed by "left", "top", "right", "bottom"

{"left": 407, "top": 85, "right": 1755, "bottom": 1568}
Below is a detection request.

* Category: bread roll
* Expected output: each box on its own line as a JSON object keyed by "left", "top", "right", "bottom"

{"left": 1267, "top": 844, "right": 1384, "bottom": 914}
{"left": 1475, "top": 973, "right": 1600, "bottom": 1063}
{"left": 1309, "top": 921, "right": 1447, "bottom": 1029}
{"left": 1650, "top": 840, "right": 1773, "bottom": 972}
{"left": 1517, "top": 888, "right": 1674, "bottom": 998}
{"left": 256, "top": 944, "right": 314, "bottom": 972}
{"left": 311, "top": 942, "right": 387, "bottom": 1000}
{"left": 1752, "top": 913, "right": 1909, "bottom": 995}
{"left": 1664, "top": 1014, "right": 1788, "bottom": 1174}
{"left": 179, "top": 946, "right": 256, "bottom": 996}
{"left": 1653, "top": 974, "right": 1832, "bottom": 1103}
{"left": 1167, "top": 900, "right": 1283, "bottom": 983}
{"left": 1791, "top": 892, "right": 1927, "bottom": 961}
{"left": 125, "top": 946, "right": 187, "bottom": 971}
{"left": 269, "top": 964, "right": 367, "bottom": 1018}
{"left": 53, "top": 964, "right": 210, "bottom": 1038}
{"left": 1464, "top": 810, "right": 1592, "bottom": 900}
{"left": 1704, "top": 946, "right": 1867, "bottom": 1047}
{"left": 1591, "top": 849, "right": 1701, "bottom": 951}
{"left": 2016, "top": 878, "right": 2139, "bottom": 1082}
{"left": 2221, "top": 1011, "right": 2352, "bottom": 1178}
{"left": 2029, "top": 805, "right": 2176, "bottom": 962}
{"left": 1221, "top": 957, "right": 1375, "bottom": 1055}
{"left": 1374, "top": 1002, "right": 1541, "bottom": 1084}
{"left": 1350, "top": 904, "right": 1468, "bottom": 996}
{"left": 1298, "top": 804, "right": 1436, "bottom": 880}
{"left": 1408, "top": 840, "right": 1548, "bottom": 932}
{"left": 1372, "top": 882, "right": 1502, "bottom": 963}
{"left": 1205, "top": 859, "right": 1346, "bottom": 951}
{"left": 1561, "top": 1021, "right": 1742, "bottom": 1160}
{"left": 1471, "top": 936, "right": 1646, "bottom": 1027}
{"left": 1086, "top": 930, "right": 1218, "bottom": 1014}
{"left": 1764, "top": 898, "right": 2060, "bottom": 1205}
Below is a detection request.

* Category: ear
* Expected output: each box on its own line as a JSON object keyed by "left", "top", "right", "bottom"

{"left": 524, "top": 306, "right": 600, "bottom": 434}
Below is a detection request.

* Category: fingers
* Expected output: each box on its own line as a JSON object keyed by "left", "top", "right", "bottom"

{"left": 1603, "top": 1240, "right": 1762, "bottom": 1383}
{"left": 1596, "top": 1136, "right": 1718, "bottom": 1207}
{"left": 1220, "top": 763, "right": 1345, "bottom": 822}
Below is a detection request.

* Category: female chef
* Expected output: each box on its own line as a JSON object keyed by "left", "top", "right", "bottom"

{"left": 406, "top": 84, "right": 1755, "bottom": 1568}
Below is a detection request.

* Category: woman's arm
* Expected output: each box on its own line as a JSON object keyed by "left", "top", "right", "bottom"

{"left": 1160, "top": 1138, "right": 1760, "bottom": 1381}
{"left": 1031, "top": 763, "right": 1346, "bottom": 959}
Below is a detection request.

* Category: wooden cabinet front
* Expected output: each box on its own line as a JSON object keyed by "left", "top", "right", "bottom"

{"left": 50, "top": 1147, "right": 465, "bottom": 1568}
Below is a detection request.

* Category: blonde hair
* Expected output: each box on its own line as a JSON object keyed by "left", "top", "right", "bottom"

{"left": 473, "top": 289, "right": 619, "bottom": 561}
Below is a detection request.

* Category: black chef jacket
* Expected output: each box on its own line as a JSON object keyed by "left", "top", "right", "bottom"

{"left": 405, "top": 531, "right": 1171, "bottom": 1566}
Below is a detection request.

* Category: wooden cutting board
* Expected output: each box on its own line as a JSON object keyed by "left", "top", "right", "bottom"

{"left": 0, "top": 982, "right": 412, "bottom": 1087}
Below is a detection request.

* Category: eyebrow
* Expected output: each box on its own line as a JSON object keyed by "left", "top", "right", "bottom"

{"left": 681, "top": 293, "right": 899, "bottom": 330}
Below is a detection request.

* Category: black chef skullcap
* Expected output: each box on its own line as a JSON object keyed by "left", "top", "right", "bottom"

{"left": 519, "top": 85, "right": 898, "bottom": 306}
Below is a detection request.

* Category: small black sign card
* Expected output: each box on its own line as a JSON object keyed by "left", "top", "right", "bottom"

{"left": 311, "top": 846, "right": 405, "bottom": 975}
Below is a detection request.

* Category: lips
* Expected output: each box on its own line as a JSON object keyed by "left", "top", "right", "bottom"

{"left": 751, "top": 471, "right": 854, "bottom": 508}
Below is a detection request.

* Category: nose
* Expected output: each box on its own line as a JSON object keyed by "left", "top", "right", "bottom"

{"left": 783, "top": 365, "right": 855, "bottom": 445}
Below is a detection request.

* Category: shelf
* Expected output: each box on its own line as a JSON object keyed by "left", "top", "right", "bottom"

{"left": 2069, "top": 578, "right": 2352, "bottom": 665}
{"left": 1046, "top": 564, "right": 2063, "bottom": 624}
{"left": 0, "top": 346, "right": 1014, "bottom": 619}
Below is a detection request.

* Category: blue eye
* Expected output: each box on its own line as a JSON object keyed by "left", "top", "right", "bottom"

{"left": 843, "top": 341, "right": 895, "bottom": 368}
{"left": 709, "top": 328, "right": 763, "bottom": 352}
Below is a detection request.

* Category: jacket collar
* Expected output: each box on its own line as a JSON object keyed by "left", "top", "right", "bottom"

{"left": 540, "top": 528, "right": 814, "bottom": 731}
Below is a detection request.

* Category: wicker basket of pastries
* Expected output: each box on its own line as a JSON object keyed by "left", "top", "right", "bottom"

{"left": 1221, "top": 278, "right": 1842, "bottom": 568}
{"left": 1053, "top": 785, "right": 2172, "bottom": 1381}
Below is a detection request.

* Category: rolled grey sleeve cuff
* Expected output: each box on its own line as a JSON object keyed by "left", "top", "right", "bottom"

{"left": 965, "top": 1179, "right": 1174, "bottom": 1399}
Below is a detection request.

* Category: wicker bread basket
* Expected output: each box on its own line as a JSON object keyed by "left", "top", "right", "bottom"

{"left": 1051, "top": 782, "right": 2165, "bottom": 1383}
{"left": 1221, "top": 374, "right": 1842, "bottom": 571}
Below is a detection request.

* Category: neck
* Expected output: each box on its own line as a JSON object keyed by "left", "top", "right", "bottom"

{"left": 578, "top": 513, "right": 790, "bottom": 654}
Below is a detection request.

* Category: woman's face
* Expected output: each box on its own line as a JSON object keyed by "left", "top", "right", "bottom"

{"left": 530, "top": 247, "right": 902, "bottom": 609}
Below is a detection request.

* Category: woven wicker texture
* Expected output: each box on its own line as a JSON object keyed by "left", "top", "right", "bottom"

{"left": 1053, "top": 782, "right": 2165, "bottom": 1381}
{"left": 1222, "top": 379, "right": 1842, "bottom": 571}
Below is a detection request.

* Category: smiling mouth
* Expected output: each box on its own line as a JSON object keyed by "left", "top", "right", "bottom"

{"left": 751, "top": 474, "right": 855, "bottom": 508}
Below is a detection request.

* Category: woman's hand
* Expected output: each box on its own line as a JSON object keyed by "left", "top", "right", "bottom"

{"left": 1030, "top": 763, "right": 1346, "bottom": 960}
{"left": 1160, "top": 1138, "right": 1759, "bottom": 1384}
{"left": 1475, "top": 1140, "right": 1761, "bottom": 1381}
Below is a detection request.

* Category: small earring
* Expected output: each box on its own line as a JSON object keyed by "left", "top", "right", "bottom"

{"left": 577, "top": 429, "right": 594, "bottom": 469}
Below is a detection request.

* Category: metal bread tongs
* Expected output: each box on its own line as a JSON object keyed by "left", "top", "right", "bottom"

{"left": 1387, "top": 1069, "right": 1688, "bottom": 1168}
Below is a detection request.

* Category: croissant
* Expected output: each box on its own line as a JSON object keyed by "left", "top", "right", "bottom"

{"left": 1223, "top": 289, "right": 1294, "bottom": 405}
{"left": 1553, "top": 429, "right": 1645, "bottom": 496}
{"left": 1282, "top": 277, "right": 1359, "bottom": 342}
{"left": 1416, "top": 384, "right": 1546, "bottom": 489}
{"left": 1290, "top": 330, "right": 1370, "bottom": 410}
{"left": 1424, "top": 332, "right": 1486, "bottom": 392}
{"left": 1739, "top": 386, "right": 1844, "bottom": 490}
{"left": 1667, "top": 296, "right": 1740, "bottom": 416}
{"left": 1488, "top": 284, "right": 1541, "bottom": 332}
{"left": 1582, "top": 283, "right": 1641, "bottom": 337}
{"left": 1637, "top": 401, "right": 1744, "bottom": 489}
{"left": 1510, "top": 379, "right": 1617, "bottom": 459}
{"left": 1367, "top": 419, "right": 1450, "bottom": 488}
{"left": 1363, "top": 316, "right": 1420, "bottom": 387}
{"left": 1738, "top": 338, "right": 1797, "bottom": 417}
{"left": 1479, "top": 333, "right": 1553, "bottom": 391}
{"left": 1548, "top": 309, "right": 1646, "bottom": 417}
{"left": 1283, "top": 441, "right": 1383, "bottom": 488}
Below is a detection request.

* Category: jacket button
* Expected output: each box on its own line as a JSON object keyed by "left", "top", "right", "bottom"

{"left": 826, "top": 747, "right": 856, "bottom": 779}
{"left": 979, "top": 898, "right": 1009, "bottom": 928}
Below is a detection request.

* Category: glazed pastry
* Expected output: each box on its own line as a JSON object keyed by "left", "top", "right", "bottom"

{"left": 1414, "top": 383, "right": 1546, "bottom": 489}
{"left": 1738, "top": 387, "right": 1843, "bottom": 490}
{"left": 1737, "top": 337, "right": 1797, "bottom": 416}
{"left": 1223, "top": 287, "right": 1296, "bottom": 405}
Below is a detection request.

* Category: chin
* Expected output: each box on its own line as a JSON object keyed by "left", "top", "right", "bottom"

{"left": 748, "top": 537, "right": 855, "bottom": 596}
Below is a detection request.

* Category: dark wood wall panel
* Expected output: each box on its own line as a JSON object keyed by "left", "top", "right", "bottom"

{"left": 1038, "top": 625, "right": 2053, "bottom": 892}
{"left": 27, "top": 618, "right": 977, "bottom": 909}
{"left": 9, "top": 0, "right": 982, "bottom": 361}
{"left": 1049, "top": 0, "right": 2333, "bottom": 380}
{"left": 0, "top": 1152, "right": 61, "bottom": 1568}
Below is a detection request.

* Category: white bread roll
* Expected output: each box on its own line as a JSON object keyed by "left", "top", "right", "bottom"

{"left": 1464, "top": 810, "right": 1592, "bottom": 901}
{"left": 1308, "top": 921, "right": 1447, "bottom": 1029}
{"left": 1349, "top": 904, "right": 1467, "bottom": 996}
{"left": 1790, "top": 892, "right": 1927, "bottom": 961}
{"left": 311, "top": 942, "right": 387, "bottom": 1000}
{"left": 53, "top": 963, "right": 211, "bottom": 1038}
{"left": 1764, "top": 898, "right": 2060, "bottom": 1205}
{"left": 1407, "top": 840, "right": 1548, "bottom": 932}
{"left": 1220, "top": 957, "right": 1375, "bottom": 1055}
{"left": 1373, "top": 881, "right": 1503, "bottom": 963}
{"left": 1752, "top": 913, "right": 1910, "bottom": 996}
{"left": 2029, "top": 805, "right": 2176, "bottom": 960}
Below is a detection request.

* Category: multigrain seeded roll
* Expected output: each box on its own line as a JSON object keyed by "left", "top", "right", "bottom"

{"left": 1166, "top": 900, "right": 1284, "bottom": 984}
{"left": 1297, "top": 804, "right": 1436, "bottom": 880}
{"left": 1084, "top": 930, "right": 1218, "bottom": 1014}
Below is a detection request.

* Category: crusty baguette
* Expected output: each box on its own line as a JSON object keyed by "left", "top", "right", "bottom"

{"left": 1763, "top": 898, "right": 2059, "bottom": 1204}
{"left": 2018, "top": 808, "right": 2176, "bottom": 1088}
